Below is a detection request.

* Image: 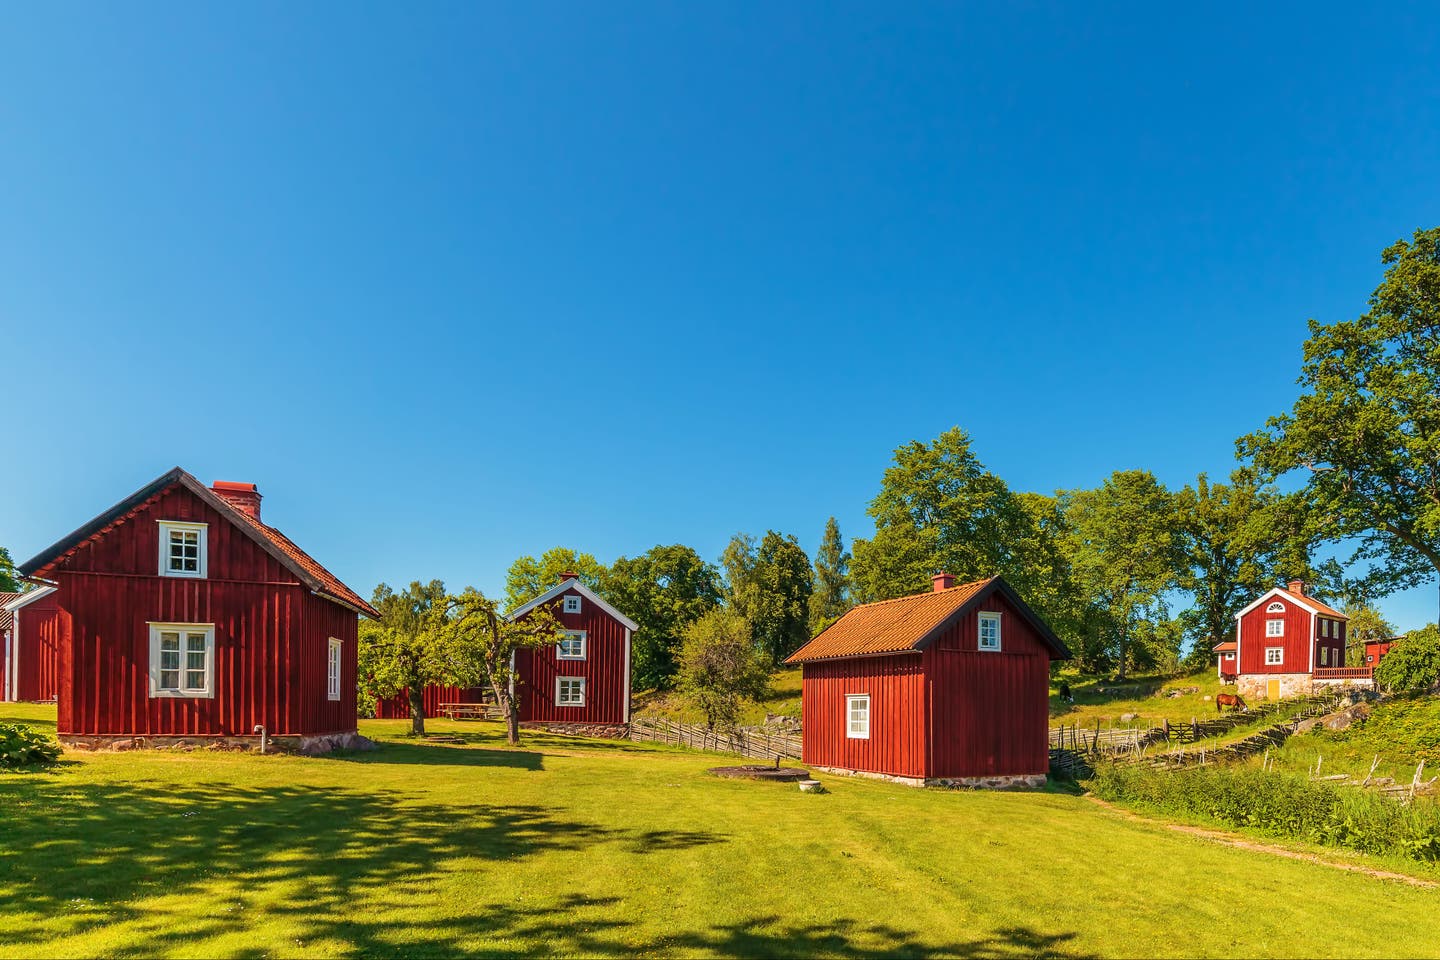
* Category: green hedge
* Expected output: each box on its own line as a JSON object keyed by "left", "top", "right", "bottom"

{"left": 1086, "top": 762, "right": 1440, "bottom": 863}
{"left": 0, "top": 721, "right": 61, "bottom": 769}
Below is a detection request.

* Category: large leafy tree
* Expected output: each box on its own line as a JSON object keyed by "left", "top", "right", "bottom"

{"left": 1374, "top": 624, "right": 1440, "bottom": 693}
{"left": 0, "top": 547, "right": 18, "bottom": 593}
{"left": 677, "top": 610, "right": 771, "bottom": 732}
{"left": 1240, "top": 228, "right": 1440, "bottom": 617}
{"left": 723, "top": 531, "right": 813, "bottom": 664}
{"left": 1062, "top": 471, "right": 1183, "bottom": 678}
{"left": 438, "top": 587, "right": 561, "bottom": 745}
{"left": 808, "top": 517, "right": 852, "bottom": 634}
{"left": 600, "top": 544, "right": 721, "bottom": 690}
{"left": 504, "top": 547, "right": 607, "bottom": 610}
{"left": 358, "top": 580, "right": 453, "bottom": 735}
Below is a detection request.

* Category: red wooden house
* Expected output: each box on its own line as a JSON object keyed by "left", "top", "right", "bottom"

{"left": 2, "top": 587, "right": 61, "bottom": 702}
{"left": 1230, "top": 580, "right": 1349, "bottom": 700}
{"left": 785, "top": 573, "right": 1069, "bottom": 789}
{"left": 16, "top": 468, "right": 379, "bottom": 751}
{"left": 1363, "top": 638, "right": 1399, "bottom": 667}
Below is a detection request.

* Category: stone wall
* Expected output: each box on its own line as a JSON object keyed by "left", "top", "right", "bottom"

{"left": 1238, "top": 672, "right": 1313, "bottom": 701}
{"left": 59, "top": 730, "right": 376, "bottom": 756}
{"left": 812, "top": 764, "right": 1047, "bottom": 791}
{"left": 519, "top": 721, "right": 630, "bottom": 740}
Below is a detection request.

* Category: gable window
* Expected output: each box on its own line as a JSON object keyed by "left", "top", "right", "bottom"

{"left": 1266, "top": 601, "right": 1286, "bottom": 613}
{"left": 846, "top": 694, "right": 870, "bottom": 739}
{"left": 563, "top": 595, "right": 582, "bottom": 614}
{"left": 978, "top": 612, "right": 1002, "bottom": 651}
{"left": 327, "top": 638, "right": 343, "bottom": 701}
{"left": 557, "top": 676, "right": 586, "bottom": 706}
{"left": 1265, "top": 647, "right": 1284, "bottom": 666}
{"left": 158, "top": 521, "right": 208, "bottom": 579}
{"left": 149, "top": 623, "right": 215, "bottom": 698}
{"left": 1265, "top": 619, "right": 1284, "bottom": 638}
{"left": 557, "top": 630, "right": 587, "bottom": 660}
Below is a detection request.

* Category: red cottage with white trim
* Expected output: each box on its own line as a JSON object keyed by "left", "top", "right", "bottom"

{"left": 786, "top": 574, "right": 1070, "bottom": 789}
{"left": 1228, "top": 580, "right": 1349, "bottom": 700}
{"left": 17, "top": 468, "right": 379, "bottom": 751}
{"left": 508, "top": 575, "right": 636, "bottom": 737}
{"left": 2, "top": 588, "right": 61, "bottom": 702}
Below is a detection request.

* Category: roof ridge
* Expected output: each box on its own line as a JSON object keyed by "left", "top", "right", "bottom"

{"left": 849, "top": 576, "right": 995, "bottom": 610}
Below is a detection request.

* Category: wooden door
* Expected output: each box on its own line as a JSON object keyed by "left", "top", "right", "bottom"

{"left": 1267, "top": 679, "right": 1281, "bottom": 701}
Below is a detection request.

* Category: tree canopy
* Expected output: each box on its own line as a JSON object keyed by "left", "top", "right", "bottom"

{"left": 808, "top": 517, "right": 852, "bottom": 635}
{"left": 504, "top": 547, "right": 607, "bottom": 610}
{"left": 1373, "top": 625, "right": 1440, "bottom": 694}
{"left": 723, "top": 531, "right": 813, "bottom": 664}
{"left": 601, "top": 544, "right": 721, "bottom": 690}
{"left": 677, "top": 609, "right": 770, "bottom": 732}
{"left": 358, "top": 580, "right": 454, "bottom": 735}
{"left": 0, "top": 547, "right": 17, "bottom": 593}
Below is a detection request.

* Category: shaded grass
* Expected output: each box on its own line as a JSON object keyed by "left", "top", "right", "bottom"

{"left": 3, "top": 705, "right": 1440, "bottom": 957}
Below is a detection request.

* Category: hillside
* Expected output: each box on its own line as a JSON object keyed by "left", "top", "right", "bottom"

{"left": 1050, "top": 669, "right": 1235, "bottom": 727}
{"left": 1250, "top": 695, "right": 1440, "bottom": 785}
{"left": 632, "top": 666, "right": 802, "bottom": 728}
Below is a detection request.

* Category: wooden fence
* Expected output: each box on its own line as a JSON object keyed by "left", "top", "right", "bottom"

{"left": 629, "top": 716, "right": 803, "bottom": 762}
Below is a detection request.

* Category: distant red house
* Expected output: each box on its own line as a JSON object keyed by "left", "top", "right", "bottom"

{"left": 1231, "top": 580, "right": 1350, "bottom": 700}
{"left": 785, "top": 574, "right": 1070, "bottom": 789}
{"left": 17, "top": 468, "right": 379, "bottom": 751}
{"left": 2, "top": 587, "right": 60, "bottom": 702}
{"left": 1363, "top": 638, "right": 1399, "bottom": 667}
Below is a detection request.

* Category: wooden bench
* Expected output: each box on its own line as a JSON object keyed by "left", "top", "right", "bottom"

{"left": 438, "top": 702, "right": 500, "bottom": 721}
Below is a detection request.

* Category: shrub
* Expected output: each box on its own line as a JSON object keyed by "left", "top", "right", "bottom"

{"left": 1085, "top": 762, "right": 1440, "bottom": 863}
{"left": 1374, "top": 625, "right": 1440, "bottom": 694}
{"left": 0, "top": 722, "right": 61, "bottom": 768}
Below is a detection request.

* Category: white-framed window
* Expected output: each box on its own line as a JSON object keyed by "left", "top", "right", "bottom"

{"left": 1223, "top": 652, "right": 1235, "bottom": 661}
{"left": 157, "top": 521, "right": 208, "bottom": 578}
{"left": 977, "top": 612, "right": 1001, "bottom": 651}
{"left": 1265, "top": 647, "right": 1284, "bottom": 666}
{"left": 148, "top": 623, "right": 215, "bottom": 698}
{"left": 556, "top": 676, "right": 586, "bottom": 706}
{"left": 327, "top": 637, "right": 343, "bottom": 701}
{"left": 1266, "top": 601, "right": 1286, "bottom": 613}
{"left": 1265, "top": 619, "right": 1284, "bottom": 637}
{"left": 562, "top": 595, "right": 582, "bottom": 614}
{"left": 557, "top": 630, "right": 587, "bottom": 660}
{"left": 1320, "top": 646, "right": 1329, "bottom": 667}
{"left": 846, "top": 694, "right": 870, "bottom": 739}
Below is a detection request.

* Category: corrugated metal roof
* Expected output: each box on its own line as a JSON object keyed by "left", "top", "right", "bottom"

{"left": 785, "top": 578, "right": 996, "bottom": 663}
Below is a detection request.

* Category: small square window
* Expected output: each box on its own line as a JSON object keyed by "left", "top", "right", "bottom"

{"left": 557, "top": 630, "right": 587, "bottom": 660}
{"left": 846, "top": 694, "right": 870, "bottom": 739}
{"left": 158, "top": 521, "right": 208, "bottom": 579}
{"left": 1265, "top": 647, "right": 1284, "bottom": 666}
{"left": 978, "top": 612, "right": 1001, "bottom": 651}
{"left": 1265, "top": 619, "right": 1284, "bottom": 638}
{"left": 562, "top": 595, "right": 582, "bottom": 614}
{"left": 557, "top": 676, "right": 586, "bottom": 706}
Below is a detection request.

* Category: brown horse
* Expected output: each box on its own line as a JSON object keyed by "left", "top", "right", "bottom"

{"left": 1216, "top": 693, "right": 1247, "bottom": 713}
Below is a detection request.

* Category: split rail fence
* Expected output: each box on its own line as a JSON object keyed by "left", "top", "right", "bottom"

{"left": 629, "top": 716, "right": 802, "bottom": 763}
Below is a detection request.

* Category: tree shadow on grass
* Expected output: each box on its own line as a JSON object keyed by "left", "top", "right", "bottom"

{"left": 652, "top": 918, "right": 1097, "bottom": 959}
{"left": 331, "top": 739, "right": 546, "bottom": 770}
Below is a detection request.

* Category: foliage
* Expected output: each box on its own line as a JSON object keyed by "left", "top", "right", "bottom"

{"left": 1061, "top": 471, "right": 1183, "bottom": 678}
{"left": 676, "top": 610, "right": 771, "bottom": 732}
{"left": 808, "top": 517, "right": 851, "bottom": 635}
{"left": 435, "top": 587, "right": 560, "bottom": 745}
{"left": 0, "top": 721, "right": 60, "bottom": 768}
{"left": 722, "top": 531, "right": 813, "bottom": 664}
{"left": 633, "top": 665, "right": 802, "bottom": 727}
{"left": 1374, "top": 625, "right": 1440, "bottom": 694}
{"left": 601, "top": 544, "right": 721, "bottom": 690}
{"left": 358, "top": 580, "right": 454, "bottom": 735}
{"left": 1239, "top": 227, "right": 1440, "bottom": 617}
{"left": 1086, "top": 762, "right": 1440, "bottom": 864}
{"left": 0, "top": 547, "right": 17, "bottom": 593}
{"left": 504, "top": 547, "right": 607, "bottom": 610}
{"left": 1342, "top": 603, "right": 1395, "bottom": 665}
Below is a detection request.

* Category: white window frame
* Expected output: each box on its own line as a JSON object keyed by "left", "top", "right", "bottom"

{"left": 557, "top": 630, "right": 587, "bottom": 660}
{"left": 1223, "top": 652, "right": 1235, "bottom": 661}
{"left": 846, "top": 694, "right": 870, "bottom": 740}
{"left": 157, "top": 521, "right": 208, "bottom": 579}
{"left": 1265, "top": 619, "right": 1284, "bottom": 638}
{"left": 977, "top": 612, "right": 1002, "bottom": 652}
{"left": 327, "top": 637, "right": 343, "bottom": 701}
{"left": 562, "top": 595, "right": 582, "bottom": 614}
{"left": 148, "top": 622, "right": 215, "bottom": 699}
{"left": 1319, "top": 646, "right": 1329, "bottom": 667}
{"left": 1265, "top": 647, "right": 1284, "bottom": 666}
{"left": 1266, "top": 601, "right": 1286, "bottom": 613}
{"left": 556, "top": 676, "right": 586, "bottom": 707}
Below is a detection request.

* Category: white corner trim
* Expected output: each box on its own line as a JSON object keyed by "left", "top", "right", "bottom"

{"left": 622, "top": 626, "right": 632, "bottom": 723}
{"left": 506, "top": 579, "right": 639, "bottom": 631}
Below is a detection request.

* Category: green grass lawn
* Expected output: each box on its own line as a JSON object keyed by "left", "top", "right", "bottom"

{"left": 3, "top": 703, "right": 1440, "bottom": 958}
{"left": 633, "top": 665, "right": 803, "bottom": 726}
{"left": 1050, "top": 669, "right": 1239, "bottom": 728}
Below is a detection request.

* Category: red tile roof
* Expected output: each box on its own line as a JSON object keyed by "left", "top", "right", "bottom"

{"left": 1213, "top": 641, "right": 1237, "bottom": 652}
{"left": 1282, "top": 586, "right": 1346, "bottom": 620}
{"left": 228, "top": 509, "right": 378, "bottom": 618}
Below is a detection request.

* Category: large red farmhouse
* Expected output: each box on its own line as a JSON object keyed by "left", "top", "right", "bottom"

{"left": 786, "top": 573, "right": 1069, "bottom": 789}
{"left": 1228, "top": 580, "right": 1349, "bottom": 700}
{"left": 16, "top": 468, "right": 379, "bottom": 752}
{"left": 2, "top": 586, "right": 60, "bottom": 702}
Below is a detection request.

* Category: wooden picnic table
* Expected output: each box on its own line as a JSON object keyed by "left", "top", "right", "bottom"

{"left": 438, "top": 702, "right": 501, "bottom": 721}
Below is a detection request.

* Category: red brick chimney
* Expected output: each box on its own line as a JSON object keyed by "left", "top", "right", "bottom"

{"left": 1287, "top": 579, "right": 1306, "bottom": 595}
{"left": 932, "top": 571, "right": 956, "bottom": 592}
{"left": 558, "top": 570, "right": 580, "bottom": 584}
{"left": 212, "top": 481, "right": 262, "bottom": 521}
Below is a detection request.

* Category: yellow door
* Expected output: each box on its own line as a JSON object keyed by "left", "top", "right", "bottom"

{"left": 1267, "top": 679, "right": 1281, "bottom": 701}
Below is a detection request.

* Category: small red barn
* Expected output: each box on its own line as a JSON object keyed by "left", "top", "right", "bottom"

{"left": 508, "top": 574, "right": 637, "bottom": 737}
{"left": 1213, "top": 641, "right": 1238, "bottom": 682}
{"left": 785, "top": 573, "right": 1070, "bottom": 789}
{"left": 1363, "top": 637, "right": 1399, "bottom": 667}
{"left": 17, "top": 468, "right": 379, "bottom": 751}
{"left": 1232, "top": 580, "right": 1348, "bottom": 700}
{"left": 2, "top": 587, "right": 60, "bottom": 702}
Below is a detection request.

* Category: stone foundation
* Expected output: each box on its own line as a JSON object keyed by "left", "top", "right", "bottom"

{"left": 812, "top": 765, "right": 1047, "bottom": 791}
{"left": 519, "top": 721, "right": 630, "bottom": 740}
{"left": 1238, "top": 673, "right": 1313, "bottom": 701}
{"left": 59, "top": 730, "right": 377, "bottom": 756}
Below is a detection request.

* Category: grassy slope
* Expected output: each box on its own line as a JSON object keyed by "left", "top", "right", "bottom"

{"left": 1252, "top": 696, "right": 1440, "bottom": 784}
{"left": 633, "top": 666, "right": 802, "bottom": 726}
{"left": 3, "top": 705, "right": 1440, "bottom": 958}
{"left": 1049, "top": 669, "right": 1238, "bottom": 727}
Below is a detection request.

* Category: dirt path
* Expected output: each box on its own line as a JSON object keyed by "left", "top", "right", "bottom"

{"left": 1085, "top": 795, "right": 1439, "bottom": 889}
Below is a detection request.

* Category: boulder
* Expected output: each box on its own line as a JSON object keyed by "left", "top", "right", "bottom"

{"left": 1322, "top": 703, "right": 1373, "bottom": 732}
{"left": 1120, "top": 713, "right": 1139, "bottom": 722}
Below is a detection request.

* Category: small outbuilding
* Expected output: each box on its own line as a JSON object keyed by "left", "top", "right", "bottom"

{"left": 785, "top": 573, "right": 1069, "bottom": 789}
{"left": 2, "top": 587, "right": 60, "bottom": 702}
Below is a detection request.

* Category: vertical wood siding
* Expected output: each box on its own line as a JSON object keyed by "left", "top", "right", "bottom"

{"left": 800, "top": 654, "right": 927, "bottom": 778}
{"left": 1238, "top": 596, "right": 1316, "bottom": 675}
{"left": 50, "top": 484, "right": 358, "bottom": 737}
{"left": 12, "top": 592, "right": 62, "bottom": 701}
{"left": 515, "top": 588, "right": 629, "bottom": 725}
{"left": 373, "top": 684, "right": 484, "bottom": 719}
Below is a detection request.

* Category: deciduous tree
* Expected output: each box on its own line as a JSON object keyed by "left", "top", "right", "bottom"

{"left": 677, "top": 610, "right": 771, "bottom": 732}
{"left": 723, "top": 531, "right": 813, "bottom": 664}
{"left": 808, "top": 517, "right": 851, "bottom": 634}
{"left": 1342, "top": 603, "right": 1396, "bottom": 665}
{"left": 504, "top": 547, "right": 606, "bottom": 610}
{"left": 600, "top": 544, "right": 721, "bottom": 690}
{"left": 1373, "top": 624, "right": 1440, "bottom": 693}
{"left": 358, "top": 580, "right": 452, "bottom": 736}
{"left": 0, "top": 547, "right": 18, "bottom": 593}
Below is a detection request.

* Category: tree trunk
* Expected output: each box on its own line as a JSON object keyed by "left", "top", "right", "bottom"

{"left": 492, "top": 679, "right": 520, "bottom": 746}
{"left": 409, "top": 687, "right": 425, "bottom": 737}
{"left": 1117, "top": 624, "right": 1129, "bottom": 681}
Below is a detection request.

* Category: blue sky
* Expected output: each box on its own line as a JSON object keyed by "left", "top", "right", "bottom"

{"left": 2, "top": 4, "right": 1437, "bottom": 630}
